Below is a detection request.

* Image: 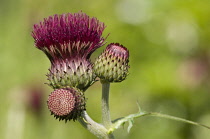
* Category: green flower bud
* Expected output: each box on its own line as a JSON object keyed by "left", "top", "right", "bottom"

{"left": 94, "top": 43, "right": 129, "bottom": 82}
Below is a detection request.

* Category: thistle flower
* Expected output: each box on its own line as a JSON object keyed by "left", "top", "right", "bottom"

{"left": 94, "top": 43, "right": 129, "bottom": 82}
{"left": 47, "top": 88, "right": 86, "bottom": 121}
{"left": 32, "top": 12, "right": 106, "bottom": 91}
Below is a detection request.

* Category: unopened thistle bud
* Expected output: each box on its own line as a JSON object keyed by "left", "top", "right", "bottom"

{"left": 47, "top": 88, "right": 86, "bottom": 121}
{"left": 32, "top": 12, "right": 106, "bottom": 91}
{"left": 94, "top": 43, "right": 129, "bottom": 82}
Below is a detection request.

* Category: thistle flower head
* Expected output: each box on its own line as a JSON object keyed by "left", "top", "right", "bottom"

{"left": 47, "top": 88, "right": 86, "bottom": 121}
{"left": 32, "top": 12, "right": 107, "bottom": 90}
{"left": 32, "top": 12, "right": 106, "bottom": 59}
{"left": 94, "top": 43, "right": 129, "bottom": 82}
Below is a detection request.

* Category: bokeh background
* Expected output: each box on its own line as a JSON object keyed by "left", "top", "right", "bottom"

{"left": 1, "top": 0, "right": 210, "bottom": 139}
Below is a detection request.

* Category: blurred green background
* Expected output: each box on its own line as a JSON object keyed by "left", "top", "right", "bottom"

{"left": 1, "top": 0, "right": 210, "bottom": 139}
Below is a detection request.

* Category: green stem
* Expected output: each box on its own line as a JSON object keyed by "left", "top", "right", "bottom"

{"left": 78, "top": 111, "right": 114, "bottom": 139}
{"left": 101, "top": 81, "right": 112, "bottom": 129}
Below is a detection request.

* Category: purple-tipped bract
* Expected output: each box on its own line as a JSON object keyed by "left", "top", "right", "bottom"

{"left": 106, "top": 43, "right": 129, "bottom": 60}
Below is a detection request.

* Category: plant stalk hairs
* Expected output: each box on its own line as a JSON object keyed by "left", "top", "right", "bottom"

{"left": 31, "top": 12, "right": 210, "bottom": 139}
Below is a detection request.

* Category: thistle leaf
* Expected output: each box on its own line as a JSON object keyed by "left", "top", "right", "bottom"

{"left": 127, "top": 119, "right": 134, "bottom": 133}
{"left": 108, "top": 103, "right": 210, "bottom": 134}
{"left": 108, "top": 111, "right": 147, "bottom": 134}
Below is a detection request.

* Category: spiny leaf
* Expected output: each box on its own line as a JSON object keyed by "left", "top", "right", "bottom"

{"left": 127, "top": 119, "right": 134, "bottom": 133}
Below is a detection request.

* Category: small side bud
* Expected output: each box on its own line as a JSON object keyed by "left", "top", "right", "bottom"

{"left": 47, "top": 88, "right": 86, "bottom": 122}
{"left": 94, "top": 43, "right": 129, "bottom": 82}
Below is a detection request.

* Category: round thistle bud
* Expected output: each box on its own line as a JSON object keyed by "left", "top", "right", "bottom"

{"left": 32, "top": 12, "right": 107, "bottom": 91}
{"left": 47, "top": 88, "right": 86, "bottom": 121}
{"left": 94, "top": 43, "right": 129, "bottom": 82}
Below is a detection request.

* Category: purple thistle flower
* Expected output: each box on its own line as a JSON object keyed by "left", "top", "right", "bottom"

{"left": 32, "top": 12, "right": 106, "bottom": 59}
{"left": 32, "top": 12, "right": 107, "bottom": 90}
{"left": 94, "top": 43, "right": 129, "bottom": 82}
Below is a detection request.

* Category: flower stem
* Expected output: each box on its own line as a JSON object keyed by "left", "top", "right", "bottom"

{"left": 78, "top": 111, "right": 114, "bottom": 139}
{"left": 101, "top": 80, "right": 112, "bottom": 129}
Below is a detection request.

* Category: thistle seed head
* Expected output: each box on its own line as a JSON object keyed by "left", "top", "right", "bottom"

{"left": 94, "top": 43, "right": 129, "bottom": 82}
{"left": 47, "top": 88, "right": 86, "bottom": 122}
